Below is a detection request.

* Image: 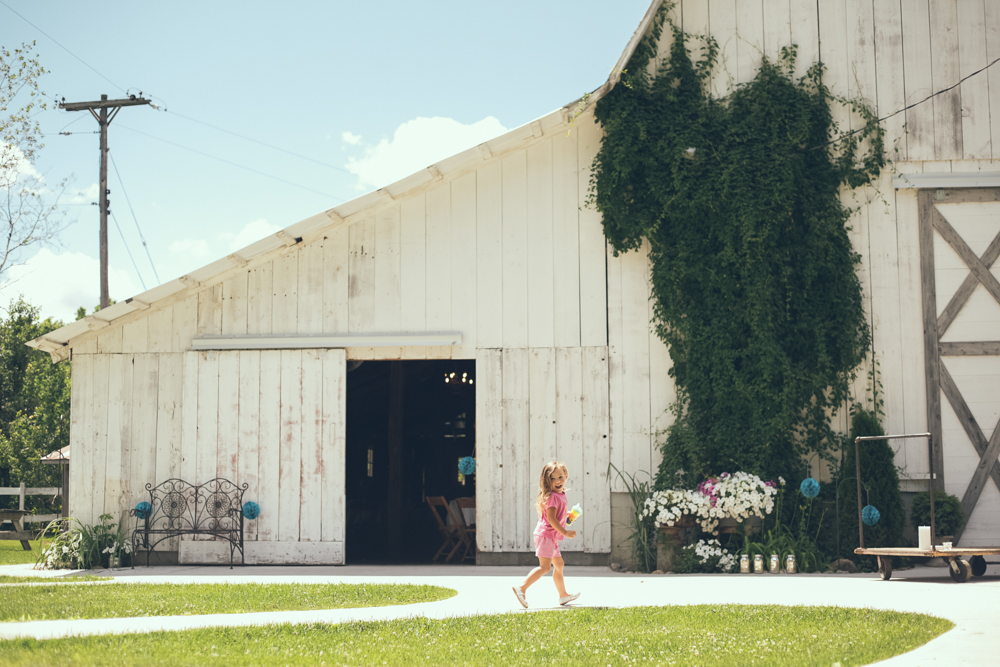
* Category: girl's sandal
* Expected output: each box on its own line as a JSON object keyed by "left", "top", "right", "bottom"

{"left": 559, "top": 593, "right": 580, "bottom": 605}
{"left": 512, "top": 586, "right": 528, "bottom": 608}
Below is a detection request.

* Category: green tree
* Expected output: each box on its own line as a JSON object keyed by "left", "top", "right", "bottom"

{"left": 0, "top": 297, "right": 70, "bottom": 510}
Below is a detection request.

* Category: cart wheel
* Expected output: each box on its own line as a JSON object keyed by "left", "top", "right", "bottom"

{"left": 949, "top": 557, "right": 972, "bottom": 583}
{"left": 969, "top": 555, "right": 987, "bottom": 577}
{"left": 878, "top": 556, "right": 893, "bottom": 581}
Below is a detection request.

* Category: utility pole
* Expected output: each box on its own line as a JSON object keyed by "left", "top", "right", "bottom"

{"left": 59, "top": 94, "right": 151, "bottom": 309}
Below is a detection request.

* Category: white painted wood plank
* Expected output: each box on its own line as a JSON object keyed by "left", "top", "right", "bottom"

{"left": 196, "top": 351, "right": 220, "bottom": 531}
{"left": 475, "top": 348, "right": 502, "bottom": 551}
{"left": 577, "top": 113, "right": 608, "bottom": 347}
{"left": 196, "top": 284, "right": 223, "bottom": 336}
{"left": 426, "top": 185, "right": 453, "bottom": 359}
{"left": 299, "top": 349, "right": 324, "bottom": 542}
{"left": 271, "top": 254, "right": 298, "bottom": 335}
{"left": 762, "top": 0, "right": 790, "bottom": 62}
{"left": 526, "top": 141, "right": 555, "bottom": 348}
{"left": 400, "top": 195, "right": 427, "bottom": 359}
{"left": 956, "top": 0, "right": 992, "bottom": 159}
{"left": 528, "top": 347, "right": 557, "bottom": 483}
{"left": 606, "top": 246, "right": 625, "bottom": 491}
{"left": 476, "top": 162, "right": 503, "bottom": 349}
{"left": 130, "top": 354, "right": 159, "bottom": 516}
{"left": 181, "top": 540, "right": 343, "bottom": 565}
{"left": 847, "top": 0, "right": 877, "bottom": 118}
{"left": 216, "top": 352, "right": 240, "bottom": 488}
{"left": 555, "top": 347, "right": 584, "bottom": 552}
{"left": 69, "top": 355, "right": 93, "bottom": 523}
{"left": 222, "top": 273, "right": 248, "bottom": 336}
{"left": 321, "top": 348, "right": 346, "bottom": 547}
{"left": 147, "top": 306, "right": 172, "bottom": 353}
{"left": 873, "top": 0, "right": 908, "bottom": 161}
{"left": 257, "top": 350, "right": 282, "bottom": 541}
{"left": 987, "top": 2, "right": 1000, "bottom": 161}
{"left": 451, "top": 172, "right": 478, "bottom": 359}
{"left": 789, "top": 0, "right": 819, "bottom": 81}
{"left": 97, "top": 327, "right": 122, "bottom": 355}
{"left": 708, "top": 0, "right": 738, "bottom": 97}
{"left": 237, "top": 350, "right": 260, "bottom": 541}
{"left": 348, "top": 216, "right": 376, "bottom": 358}
{"left": 323, "top": 226, "right": 350, "bottom": 334}
{"left": 246, "top": 262, "right": 272, "bottom": 336}
{"left": 900, "top": 0, "right": 937, "bottom": 160}
{"left": 87, "top": 355, "right": 109, "bottom": 521}
{"left": 179, "top": 352, "right": 199, "bottom": 487}
{"left": 154, "top": 353, "right": 183, "bottom": 489}
{"left": 621, "top": 245, "right": 652, "bottom": 478}
{"left": 75, "top": 337, "right": 97, "bottom": 355}
{"left": 502, "top": 152, "right": 529, "bottom": 349}
{"left": 104, "top": 354, "right": 130, "bottom": 520}
{"left": 682, "top": 0, "right": 712, "bottom": 76}
{"left": 172, "top": 296, "right": 197, "bottom": 353}
{"left": 278, "top": 349, "right": 303, "bottom": 542}
{"left": 735, "top": 0, "right": 764, "bottom": 85}
{"left": 373, "top": 206, "right": 402, "bottom": 359}
{"left": 582, "top": 346, "right": 611, "bottom": 553}
{"left": 297, "top": 240, "right": 325, "bottom": 335}
{"left": 121, "top": 319, "right": 148, "bottom": 354}
{"left": 648, "top": 278, "right": 674, "bottom": 476}
{"left": 929, "top": 0, "right": 964, "bottom": 159}
{"left": 552, "top": 130, "right": 581, "bottom": 347}
{"left": 501, "top": 348, "right": 530, "bottom": 551}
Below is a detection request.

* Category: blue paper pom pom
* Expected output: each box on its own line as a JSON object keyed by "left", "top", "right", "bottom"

{"left": 242, "top": 501, "right": 260, "bottom": 520}
{"left": 799, "top": 477, "right": 820, "bottom": 499}
{"left": 459, "top": 456, "right": 476, "bottom": 476}
{"left": 134, "top": 501, "right": 151, "bottom": 519}
{"left": 862, "top": 504, "right": 881, "bottom": 526}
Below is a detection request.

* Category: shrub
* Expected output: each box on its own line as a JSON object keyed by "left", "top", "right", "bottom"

{"left": 910, "top": 490, "right": 966, "bottom": 537}
{"left": 37, "top": 514, "right": 132, "bottom": 570}
{"left": 837, "top": 406, "right": 905, "bottom": 570}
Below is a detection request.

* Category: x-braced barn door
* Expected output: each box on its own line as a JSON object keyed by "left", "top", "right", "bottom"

{"left": 919, "top": 189, "right": 1000, "bottom": 545}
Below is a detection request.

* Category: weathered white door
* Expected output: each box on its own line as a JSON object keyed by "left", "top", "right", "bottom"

{"left": 179, "top": 348, "right": 346, "bottom": 564}
{"left": 919, "top": 189, "right": 1000, "bottom": 546}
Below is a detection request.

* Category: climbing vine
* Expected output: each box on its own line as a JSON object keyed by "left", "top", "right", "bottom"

{"left": 590, "top": 6, "right": 887, "bottom": 486}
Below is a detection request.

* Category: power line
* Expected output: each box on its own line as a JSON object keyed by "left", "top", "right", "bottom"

{"left": 817, "top": 55, "right": 1000, "bottom": 151}
{"left": 110, "top": 211, "right": 147, "bottom": 291}
{"left": 110, "top": 153, "right": 160, "bottom": 285}
{"left": 0, "top": 0, "right": 126, "bottom": 94}
{"left": 117, "top": 124, "right": 346, "bottom": 201}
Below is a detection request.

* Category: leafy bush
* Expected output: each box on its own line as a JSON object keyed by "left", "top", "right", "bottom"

{"left": 910, "top": 491, "right": 966, "bottom": 537}
{"left": 738, "top": 481, "right": 828, "bottom": 572}
{"left": 37, "top": 514, "right": 132, "bottom": 570}
{"left": 837, "top": 406, "right": 905, "bottom": 570}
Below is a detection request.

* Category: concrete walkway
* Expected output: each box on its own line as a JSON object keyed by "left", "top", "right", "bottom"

{"left": 1, "top": 562, "right": 998, "bottom": 665}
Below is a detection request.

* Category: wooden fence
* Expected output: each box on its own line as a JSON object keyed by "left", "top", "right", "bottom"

{"left": 0, "top": 484, "right": 63, "bottom": 524}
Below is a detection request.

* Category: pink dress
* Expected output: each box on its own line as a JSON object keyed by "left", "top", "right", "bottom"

{"left": 533, "top": 492, "right": 567, "bottom": 559}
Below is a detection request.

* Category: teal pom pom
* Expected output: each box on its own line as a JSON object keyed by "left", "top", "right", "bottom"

{"left": 242, "top": 501, "right": 260, "bottom": 520}
{"left": 862, "top": 504, "right": 880, "bottom": 526}
{"left": 459, "top": 456, "right": 476, "bottom": 476}
{"left": 134, "top": 501, "right": 151, "bottom": 519}
{"left": 799, "top": 478, "right": 820, "bottom": 499}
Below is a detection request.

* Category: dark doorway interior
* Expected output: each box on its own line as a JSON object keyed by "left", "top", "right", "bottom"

{"left": 345, "top": 359, "right": 476, "bottom": 564}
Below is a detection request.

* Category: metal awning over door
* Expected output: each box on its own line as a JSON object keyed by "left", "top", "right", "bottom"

{"left": 919, "top": 189, "right": 1000, "bottom": 545}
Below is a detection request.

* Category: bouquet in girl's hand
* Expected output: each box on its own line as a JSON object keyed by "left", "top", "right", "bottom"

{"left": 566, "top": 504, "right": 582, "bottom": 525}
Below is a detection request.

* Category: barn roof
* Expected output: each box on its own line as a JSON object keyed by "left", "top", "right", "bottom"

{"left": 27, "top": 0, "right": 664, "bottom": 361}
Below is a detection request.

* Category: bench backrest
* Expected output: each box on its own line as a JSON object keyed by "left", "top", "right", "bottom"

{"left": 140, "top": 478, "right": 247, "bottom": 534}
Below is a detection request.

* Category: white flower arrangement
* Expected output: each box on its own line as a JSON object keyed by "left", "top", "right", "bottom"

{"left": 643, "top": 471, "right": 780, "bottom": 535}
{"left": 683, "top": 538, "right": 736, "bottom": 572}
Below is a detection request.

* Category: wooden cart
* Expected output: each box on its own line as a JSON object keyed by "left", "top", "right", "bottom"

{"left": 852, "top": 433, "right": 1000, "bottom": 582}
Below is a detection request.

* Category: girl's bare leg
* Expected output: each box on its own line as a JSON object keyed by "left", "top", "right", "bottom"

{"left": 551, "top": 557, "right": 568, "bottom": 597}
{"left": 520, "top": 557, "right": 552, "bottom": 592}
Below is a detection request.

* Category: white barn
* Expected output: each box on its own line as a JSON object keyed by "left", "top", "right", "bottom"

{"left": 30, "top": 0, "right": 1000, "bottom": 564}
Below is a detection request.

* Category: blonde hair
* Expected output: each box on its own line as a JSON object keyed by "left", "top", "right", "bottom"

{"left": 535, "top": 460, "right": 569, "bottom": 516}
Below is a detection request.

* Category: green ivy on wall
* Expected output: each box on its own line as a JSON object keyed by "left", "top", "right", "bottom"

{"left": 590, "top": 5, "right": 887, "bottom": 486}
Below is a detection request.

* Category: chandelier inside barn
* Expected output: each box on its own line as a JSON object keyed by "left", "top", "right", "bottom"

{"left": 444, "top": 372, "right": 472, "bottom": 385}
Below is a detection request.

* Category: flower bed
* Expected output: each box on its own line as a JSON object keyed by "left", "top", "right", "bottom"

{"left": 643, "top": 472, "right": 781, "bottom": 535}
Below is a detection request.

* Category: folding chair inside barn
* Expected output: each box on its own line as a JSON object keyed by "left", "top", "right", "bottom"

{"left": 426, "top": 496, "right": 462, "bottom": 563}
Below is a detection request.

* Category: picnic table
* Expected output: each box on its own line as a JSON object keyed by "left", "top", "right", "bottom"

{"left": 0, "top": 509, "right": 33, "bottom": 550}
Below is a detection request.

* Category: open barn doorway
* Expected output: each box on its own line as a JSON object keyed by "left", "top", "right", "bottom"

{"left": 345, "top": 359, "right": 476, "bottom": 564}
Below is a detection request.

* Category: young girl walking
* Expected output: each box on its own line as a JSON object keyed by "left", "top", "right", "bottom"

{"left": 512, "top": 460, "right": 580, "bottom": 608}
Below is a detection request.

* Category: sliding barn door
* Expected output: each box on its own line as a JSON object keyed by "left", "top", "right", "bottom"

{"left": 178, "top": 348, "right": 346, "bottom": 564}
{"left": 919, "top": 189, "right": 1000, "bottom": 546}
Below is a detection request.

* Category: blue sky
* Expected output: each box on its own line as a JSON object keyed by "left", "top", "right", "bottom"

{"left": 0, "top": 0, "right": 652, "bottom": 322}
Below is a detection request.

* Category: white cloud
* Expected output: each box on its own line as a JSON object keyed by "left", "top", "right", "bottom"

{"left": 345, "top": 116, "right": 508, "bottom": 191}
{"left": 168, "top": 238, "right": 212, "bottom": 260}
{"left": 0, "top": 145, "right": 42, "bottom": 188}
{"left": 70, "top": 183, "right": 99, "bottom": 204}
{"left": 341, "top": 131, "right": 362, "bottom": 145}
{"left": 220, "top": 218, "right": 282, "bottom": 252}
{"left": 0, "top": 248, "right": 142, "bottom": 323}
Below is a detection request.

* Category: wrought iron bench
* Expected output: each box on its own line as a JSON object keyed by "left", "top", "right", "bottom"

{"left": 130, "top": 478, "right": 248, "bottom": 568}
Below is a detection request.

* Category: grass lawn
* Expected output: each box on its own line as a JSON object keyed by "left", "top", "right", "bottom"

{"left": 0, "top": 583, "right": 455, "bottom": 622}
{"left": 0, "top": 540, "right": 39, "bottom": 566}
{"left": 0, "top": 575, "right": 110, "bottom": 585}
{"left": 0, "top": 605, "right": 951, "bottom": 666}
